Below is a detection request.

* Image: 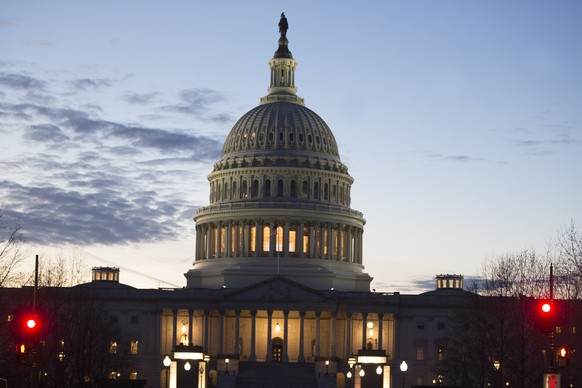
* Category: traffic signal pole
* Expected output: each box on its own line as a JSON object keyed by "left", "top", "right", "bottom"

{"left": 31, "top": 255, "right": 39, "bottom": 388}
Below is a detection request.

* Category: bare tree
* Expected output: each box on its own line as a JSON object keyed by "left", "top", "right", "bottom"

{"left": 553, "top": 220, "right": 582, "bottom": 299}
{"left": 0, "top": 209, "right": 27, "bottom": 287}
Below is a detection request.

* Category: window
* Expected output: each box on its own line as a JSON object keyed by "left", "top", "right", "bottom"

{"left": 262, "top": 226, "right": 271, "bottom": 252}
{"left": 109, "top": 341, "right": 118, "bottom": 354}
{"left": 129, "top": 371, "right": 138, "bottom": 380}
{"left": 7, "top": 314, "right": 14, "bottom": 322}
{"left": 130, "top": 340, "right": 139, "bottom": 355}
{"left": 301, "top": 180, "right": 309, "bottom": 198}
{"left": 416, "top": 376, "right": 425, "bottom": 385}
{"left": 277, "top": 179, "right": 284, "bottom": 197}
{"left": 265, "top": 179, "right": 271, "bottom": 197}
{"left": 251, "top": 179, "right": 259, "bottom": 198}
{"left": 242, "top": 181, "right": 248, "bottom": 198}
{"left": 130, "top": 315, "right": 139, "bottom": 324}
{"left": 437, "top": 346, "right": 445, "bottom": 361}
{"left": 416, "top": 346, "right": 425, "bottom": 361}
{"left": 289, "top": 229, "right": 296, "bottom": 253}
{"left": 290, "top": 180, "right": 297, "bottom": 197}
{"left": 314, "top": 182, "right": 320, "bottom": 200}
{"left": 250, "top": 226, "right": 256, "bottom": 252}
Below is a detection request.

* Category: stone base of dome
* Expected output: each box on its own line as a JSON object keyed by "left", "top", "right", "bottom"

{"left": 184, "top": 257, "right": 372, "bottom": 292}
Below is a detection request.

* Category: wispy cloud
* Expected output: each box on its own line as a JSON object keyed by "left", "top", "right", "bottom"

{"left": 428, "top": 153, "right": 486, "bottom": 163}
{"left": 0, "top": 73, "right": 46, "bottom": 91}
{"left": 69, "top": 78, "right": 114, "bottom": 90}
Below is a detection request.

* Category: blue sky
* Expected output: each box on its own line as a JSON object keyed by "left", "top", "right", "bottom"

{"left": 1, "top": 1, "right": 581, "bottom": 292}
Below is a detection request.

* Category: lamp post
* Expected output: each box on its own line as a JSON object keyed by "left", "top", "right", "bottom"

{"left": 163, "top": 356, "right": 171, "bottom": 388}
{"left": 347, "top": 357, "right": 356, "bottom": 388}
{"left": 400, "top": 360, "right": 408, "bottom": 388}
{"left": 325, "top": 359, "right": 329, "bottom": 376}
{"left": 225, "top": 357, "right": 230, "bottom": 375}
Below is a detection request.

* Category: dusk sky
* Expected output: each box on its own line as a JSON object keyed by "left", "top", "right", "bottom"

{"left": 1, "top": 1, "right": 581, "bottom": 292}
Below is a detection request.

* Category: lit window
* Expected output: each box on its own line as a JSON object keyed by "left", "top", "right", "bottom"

{"left": 437, "top": 346, "right": 445, "bottom": 361}
{"left": 130, "top": 340, "right": 139, "bottom": 355}
{"left": 416, "top": 346, "right": 425, "bottom": 361}
{"left": 289, "top": 230, "right": 296, "bottom": 253}
{"left": 109, "top": 341, "right": 118, "bottom": 354}
{"left": 250, "top": 226, "right": 256, "bottom": 252}
{"left": 129, "top": 371, "right": 138, "bottom": 380}
{"left": 109, "top": 371, "right": 118, "bottom": 380}
{"left": 555, "top": 326, "right": 562, "bottom": 334}
{"left": 7, "top": 314, "right": 14, "bottom": 322}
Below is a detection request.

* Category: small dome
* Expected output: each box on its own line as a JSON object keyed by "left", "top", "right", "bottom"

{"left": 221, "top": 101, "right": 340, "bottom": 162}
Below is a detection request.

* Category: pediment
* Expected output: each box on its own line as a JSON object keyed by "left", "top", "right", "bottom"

{"left": 222, "top": 276, "right": 328, "bottom": 303}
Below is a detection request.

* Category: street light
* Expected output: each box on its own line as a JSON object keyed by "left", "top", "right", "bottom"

{"left": 325, "top": 359, "right": 329, "bottom": 376}
{"left": 347, "top": 357, "right": 356, "bottom": 388}
{"left": 225, "top": 357, "right": 230, "bottom": 375}
{"left": 162, "top": 356, "right": 171, "bottom": 388}
{"left": 400, "top": 360, "right": 408, "bottom": 388}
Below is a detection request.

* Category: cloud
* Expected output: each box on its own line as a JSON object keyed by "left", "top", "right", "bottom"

{"left": 69, "top": 78, "right": 114, "bottom": 90}
{"left": 0, "top": 71, "right": 229, "bottom": 246}
{"left": 24, "top": 124, "right": 70, "bottom": 143}
{"left": 0, "top": 73, "right": 46, "bottom": 91}
{"left": 161, "top": 87, "right": 235, "bottom": 123}
{"left": 123, "top": 92, "right": 161, "bottom": 105}
{"left": 428, "top": 153, "right": 486, "bottom": 163}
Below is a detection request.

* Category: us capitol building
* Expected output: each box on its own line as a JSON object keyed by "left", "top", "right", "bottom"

{"left": 1, "top": 14, "right": 470, "bottom": 388}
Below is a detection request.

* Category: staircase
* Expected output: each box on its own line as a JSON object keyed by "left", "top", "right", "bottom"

{"left": 235, "top": 362, "right": 317, "bottom": 388}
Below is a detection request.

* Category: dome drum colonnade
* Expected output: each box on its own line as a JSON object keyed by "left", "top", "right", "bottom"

{"left": 187, "top": 12, "right": 370, "bottom": 292}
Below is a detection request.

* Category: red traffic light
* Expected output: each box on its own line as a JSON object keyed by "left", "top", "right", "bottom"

{"left": 541, "top": 302, "right": 552, "bottom": 313}
{"left": 559, "top": 347, "right": 569, "bottom": 358}
{"left": 26, "top": 318, "right": 37, "bottom": 329}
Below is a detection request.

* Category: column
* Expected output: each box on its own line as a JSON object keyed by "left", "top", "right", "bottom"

{"left": 216, "top": 222, "right": 222, "bottom": 258}
{"left": 203, "top": 310, "right": 210, "bottom": 353}
{"left": 346, "top": 227, "right": 352, "bottom": 263}
{"left": 269, "top": 222, "right": 276, "bottom": 257}
{"left": 226, "top": 221, "right": 232, "bottom": 257}
{"left": 219, "top": 310, "right": 225, "bottom": 356}
{"left": 337, "top": 224, "right": 343, "bottom": 261}
{"left": 283, "top": 311, "right": 289, "bottom": 362}
{"left": 283, "top": 220, "right": 289, "bottom": 256}
{"left": 234, "top": 310, "right": 241, "bottom": 357}
{"left": 249, "top": 310, "right": 257, "bottom": 361}
{"left": 345, "top": 313, "right": 352, "bottom": 358}
{"left": 188, "top": 310, "right": 194, "bottom": 346}
{"left": 234, "top": 222, "right": 240, "bottom": 257}
{"left": 266, "top": 310, "right": 273, "bottom": 362}
{"left": 255, "top": 221, "right": 261, "bottom": 257}
{"left": 298, "top": 311, "right": 305, "bottom": 362}
{"left": 330, "top": 312, "right": 337, "bottom": 358}
{"left": 206, "top": 224, "right": 213, "bottom": 259}
{"left": 378, "top": 313, "right": 384, "bottom": 350}
{"left": 171, "top": 310, "right": 178, "bottom": 348}
{"left": 327, "top": 223, "right": 332, "bottom": 260}
{"left": 315, "top": 311, "right": 321, "bottom": 360}
{"left": 362, "top": 313, "right": 368, "bottom": 350}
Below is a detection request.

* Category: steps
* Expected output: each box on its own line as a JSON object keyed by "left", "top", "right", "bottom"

{"left": 235, "top": 362, "right": 317, "bottom": 388}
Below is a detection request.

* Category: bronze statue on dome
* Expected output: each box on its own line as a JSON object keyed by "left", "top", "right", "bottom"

{"left": 279, "top": 12, "right": 288, "bottom": 38}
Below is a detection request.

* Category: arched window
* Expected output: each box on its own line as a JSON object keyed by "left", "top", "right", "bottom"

{"left": 323, "top": 183, "right": 329, "bottom": 201}
{"left": 331, "top": 184, "right": 337, "bottom": 202}
{"left": 217, "top": 184, "right": 222, "bottom": 201}
{"left": 224, "top": 183, "right": 229, "bottom": 200}
{"left": 303, "top": 226, "right": 309, "bottom": 254}
{"left": 251, "top": 179, "right": 259, "bottom": 198}
{"left": 314, "top": 182, "right": 320, "bottom": 200}
{"left": 301, "top": 180, "right": 309, "bottom": 199}
{"left": 262, "top": 226, "right": 271, "bottom": 252}
{"left": 277, "top": 179, "right": 284, "bottom": 197}
{"left": 265, "top": 179, "right": 271, "bottom": 197}
{"left": 289, "top": 225, "right": 296, "bottom": 253}
{"left": 242, "top": 181, "right": 248, "bottom": 198}
{"left": 232, "top": 181, "right": 238, "bottom": 199}
{"left": 290, "top": 180, "right": 297, "bottom": 197}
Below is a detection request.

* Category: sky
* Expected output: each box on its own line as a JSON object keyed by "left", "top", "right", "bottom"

{"left": 1, "top": 1, "right": 581, "bottom": 293}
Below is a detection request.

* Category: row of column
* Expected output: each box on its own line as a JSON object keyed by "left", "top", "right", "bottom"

{"left": 168, "top": 309, "right": 384, "bottom": 362}
{"left": 196, "top": 220, "right": 363, "bottom": 264}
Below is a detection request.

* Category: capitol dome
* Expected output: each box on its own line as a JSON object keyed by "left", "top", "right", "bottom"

{"left": 186, "top": 13, "right": 371, "bottom": 292}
